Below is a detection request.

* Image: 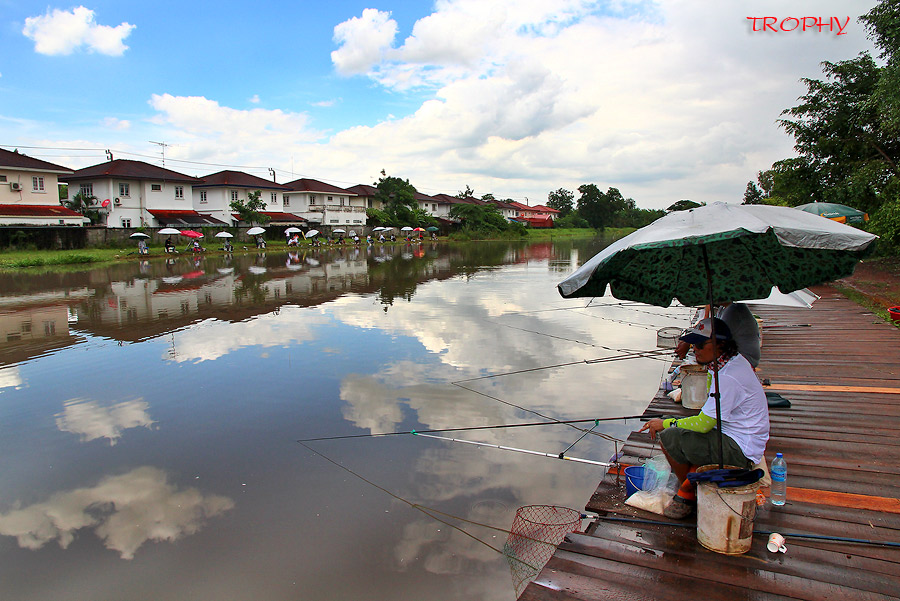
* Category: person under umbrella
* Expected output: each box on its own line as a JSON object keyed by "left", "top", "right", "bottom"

{"left": 639, "top": 318, "right": 769, "bottom": 519}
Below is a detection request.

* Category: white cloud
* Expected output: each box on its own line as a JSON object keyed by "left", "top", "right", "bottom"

{"left": 55, "top": 398, "right": 155, "bottom": 445}
{"left": 22, "top": 6, "right": 135, "bottom": 56}
{"left": 102, "top": 117, "right": 131, "bottom": 130}
{"left": 249, "top": 94, "right": 261, "bottom": 104}
{"left": 331, "top": 8, "right": 399, "bottom": 75}
{"left": 0, "top": 467, "right": 233, "bottom": 559}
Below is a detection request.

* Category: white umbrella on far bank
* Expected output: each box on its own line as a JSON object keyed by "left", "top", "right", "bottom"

{"left": 247, "top": 227, "right": 266, "bottom": 236}
{"left": 214, "top": 232, "right": 234, "bottom": 239}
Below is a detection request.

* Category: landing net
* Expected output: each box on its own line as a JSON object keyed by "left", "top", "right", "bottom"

{"left": 503, "top": 505, "right": 581, "bottom": 596}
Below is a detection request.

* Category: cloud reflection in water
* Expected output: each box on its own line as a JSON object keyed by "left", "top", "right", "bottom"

{"left": 55, "top": 398, "right": 155, "bottom": 445}
{"left": 0, "top": 467, "right": 234, "bottom": 559}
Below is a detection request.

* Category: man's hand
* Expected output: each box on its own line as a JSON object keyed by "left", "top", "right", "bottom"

{"left": 638, "top": 418, "right": 666, "bottom": 441}
{"left": 674, "top": 340, "right": 690, "bottom": 359}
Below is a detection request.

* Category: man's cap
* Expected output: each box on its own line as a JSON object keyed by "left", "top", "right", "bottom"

{"left": 680, "top": 317, "right": 732, "bottom": 346}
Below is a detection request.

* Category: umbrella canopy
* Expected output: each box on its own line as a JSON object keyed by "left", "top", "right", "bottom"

{"left": 747, "top": 287, "right": 819, "bottom": 309}
{"left": 372, "top": 226, "right": 385, "bottom": 231}
{"left": 413, "top": 227, "right": 425, "bottom": 232}
{"left": 558, "top": 202, "right": 877, "bottom": 468}
{"left": 180, "top": 230, "right": 204, "bottom": 239}
{"left": 246, "top": 227, "right": 266, "bottom": 236}
{"left": 426, "top": 226, "right": 439, "bottom": 232}
{"left": 348, "top": 230, "right": 357, "bottom": 237}
{"left": 129, "top": 232, "right": 150, "bottom": 239}
{"left": 214, "top": 232, "right": 234, "bottom": 238}
{"left": 159, "top": 228, "right": 181, "bottom": 235}
{"left": 400, "top": 226, "right": 414, "bottom": 231}
{"left": 795, "top": 202, "right": 869, "bottom": 224}
{"left": 305, "top": 229, "right": 319, "bottom": 237}
{"left": 333, "top": 228, "right": 346, "bottom": 234}
{"left": 558, "top": 202, "right": 877, "bottom": 307}
{"left": 285, "top": 227, "right": 301, "bottom": 234}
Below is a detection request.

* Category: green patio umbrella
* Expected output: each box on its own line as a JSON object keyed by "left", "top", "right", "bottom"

{"left": 426, "top": 226, "right": 439, "bottom": 232}
{"left": 558, "top": 202, "right": 878, "bottom": 466}
{"left": 795, "top": 202, "right": 869, "bottom": 224}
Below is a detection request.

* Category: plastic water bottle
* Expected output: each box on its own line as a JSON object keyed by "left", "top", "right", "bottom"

{"left": 770, "top": 453, "right": 787, "bottom": 506}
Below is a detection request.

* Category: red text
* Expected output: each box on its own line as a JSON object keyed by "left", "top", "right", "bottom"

{"left": 747, "top": 16, "right": 850, "bottom": 35}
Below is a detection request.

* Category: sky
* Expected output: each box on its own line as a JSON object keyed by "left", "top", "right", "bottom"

{"left": 0, "top": 0, "right": 879, "bottom": 210}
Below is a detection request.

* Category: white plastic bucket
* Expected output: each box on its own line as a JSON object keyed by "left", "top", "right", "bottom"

{"left": 680, "top": 365, "right": 708, "bottom": 409}
{"left": 696, "top": 465, "right": 760, "bottom": 555}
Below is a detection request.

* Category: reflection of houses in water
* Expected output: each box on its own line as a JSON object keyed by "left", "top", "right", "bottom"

{"left": 0, "top": 294, "right": 88, "bottom": 365}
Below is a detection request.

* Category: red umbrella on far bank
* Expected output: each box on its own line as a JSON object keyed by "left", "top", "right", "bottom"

{"left": 180, "top": 230, "right": 204, "bottom": 239}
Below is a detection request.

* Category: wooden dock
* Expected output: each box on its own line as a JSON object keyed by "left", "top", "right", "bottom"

{"left": 519, "top": 286, "right": 900, "bottom": 600}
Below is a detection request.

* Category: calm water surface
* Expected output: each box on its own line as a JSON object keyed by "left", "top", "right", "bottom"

{"left": 0, "top": 240, "right": 690, "bottom": 600}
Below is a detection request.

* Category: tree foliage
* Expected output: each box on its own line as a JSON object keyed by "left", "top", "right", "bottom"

{"left": 63, "top": 191, "right": 101, "bottom": 225}
{"left": 230, "top": 189, "right": 270, "bottom": 225}
{"left": 373, "top": 170, "right": 418, "bottom": 226}
{"left": 547, "top": 188, "right": 574, "bottom": 217}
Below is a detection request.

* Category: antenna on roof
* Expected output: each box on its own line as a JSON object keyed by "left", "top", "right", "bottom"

{"left": 149, "top": 140, "right": 170, "bottom": 166}
{"left": 269, "top": 167, "right": 276, "bottom": 182}
{"left": 105, "top": 149, "right": 113, "bottom": 161}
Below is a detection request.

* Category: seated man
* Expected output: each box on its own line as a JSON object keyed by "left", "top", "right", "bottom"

{"left": 164, "top": 237, "right": 175, "bottom": 253}
{"left": 639, "top": 317, "right": 769, "bottom": 518}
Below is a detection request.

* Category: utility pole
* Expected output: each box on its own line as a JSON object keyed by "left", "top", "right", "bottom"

{"left": 149, "top": 141, "right": 171, "bottom": 166}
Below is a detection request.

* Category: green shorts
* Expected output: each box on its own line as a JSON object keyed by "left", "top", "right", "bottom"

{"left": 658, "top": 427, "right": 751, "bottom": 469}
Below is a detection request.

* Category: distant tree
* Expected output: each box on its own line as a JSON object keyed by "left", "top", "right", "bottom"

{"left": 374, "top": 170, "right": 418, "bottom": 226}
{"left": 743, "top": 182, "right": 765, "bottom": 205}
{"left": 230, "top": 189, "right": 270, "bottom": 225}
{"left": 456, "top": 185, "right": 476, "bottom": 198}
{"left": 547, "top": 188, "right": 574, "bottom": 217}
{"left": 666, "top": 199, "right": 703, "bottom": 212}
{"left": 63, "top": 191, "right": 102, "bottom": 225}
{"left": 480, "top": 193, "right": 496, "bottom": 201}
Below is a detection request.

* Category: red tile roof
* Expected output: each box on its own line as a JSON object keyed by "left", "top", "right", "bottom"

{"left": 282, "top": 178, "right": 356, "bottom": 195}
{"left": 196, "top": 170, "right": 288, "bottom": 189}
{"left": 346, "top": 184, "right": 377, "bottom": 197}
{"left": 0, "top": 204, "right": 83, "bottom": 218}
{"left": 531, "top": 204, "right": 560, "bottom": 214}
{"left": 0, "top": 148, "right": 73, "bottom": 173}
{"left": 147, "top": 210, "right": 226, "bottom": 226}
{"left": 62, "top": 160, "right": 200, "bottom": 183}
{"left": 231, "top": 211, "right": 307, "bottom": 223}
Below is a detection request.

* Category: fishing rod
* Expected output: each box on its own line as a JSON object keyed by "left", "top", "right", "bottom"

{"left": 411, "top": 431, "right": 616, "bottom": 467}
{"left": 297, "top": 413, "right": 663, "bottom": 443}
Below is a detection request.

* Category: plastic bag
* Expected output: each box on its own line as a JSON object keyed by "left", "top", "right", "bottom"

{"left": 624, "top": 455, "right": 678, "bottom": 516}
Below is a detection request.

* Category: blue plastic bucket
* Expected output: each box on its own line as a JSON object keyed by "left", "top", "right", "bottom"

{"left": 624, "top": 466, "right": 644, "bottom": 498}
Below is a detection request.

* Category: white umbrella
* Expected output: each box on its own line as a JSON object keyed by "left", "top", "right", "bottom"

{"left": 333, "top": 228, "right": 346, "bottom": 234}
{"left": 247, "top": 227, "right": 266, "bottom": 236}
{"left": 248, "top": 266, "right": 267, "bottom": 275}
{"left": 217, "top": 267, "right": 234, "bottom": 274}
{"left": 746, "top": 287, "right": 819, "bottom": 308}
{"left": 130, "top": 232, "right": 150, "bottom": 238}
{"left": 285, "top": 227, "right": 301, "bottom": 234}
{"left": 214, "top": 232, "right": 234, "bottom": 238}
{"left": 159, "top": 228, "right": 181, "bottom": 235}
{"left": 348, "top": 230, "right": 357, "bottom": 237}
{"left": 400, "top": 226, "right": 414, "bottom": 231}
{"left": 372, "top": 226, "right": 385, "bottom": 231}
{"left": 306, "top": 229, "right": 320, "bottom": 237}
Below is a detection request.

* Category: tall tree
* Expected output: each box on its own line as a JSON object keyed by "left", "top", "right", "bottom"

{"left": 230, "top": 189, "right": 270, "bottom": 225}
{"left": 547, "top": 188, "right": 574, "bottom": 217}
{"left": 374, "top": 170, "right": 418, "bottom": 225}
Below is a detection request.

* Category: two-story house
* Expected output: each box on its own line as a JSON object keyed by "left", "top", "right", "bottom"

{"left": 61, "top": 160, "right": 219, "bottom": 228}
{"left": 194, "top": 170, "right": 303, "bottom": 227}
{"left": 0, "top": 148, "right": 82, "bottom": 226}
{"left": 282, "top": 179, "right": 362, "bottom": 227}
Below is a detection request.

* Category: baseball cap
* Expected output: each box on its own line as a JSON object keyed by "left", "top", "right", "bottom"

{"left": 680, "top": 317, "right": 732, "bottom": 346}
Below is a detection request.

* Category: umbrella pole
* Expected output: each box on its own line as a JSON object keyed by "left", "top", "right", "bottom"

{"left": 701, "top": 246, "right": 725, "bottom": 469}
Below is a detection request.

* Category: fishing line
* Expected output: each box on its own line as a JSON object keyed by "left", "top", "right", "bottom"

{"left": 297, "top": 414, "right": 659, "bottom": 443}
{"left": 411, "top": 431, "right": 614, "bottom": 467}
{"left": 298, "top": 441, "right": 556, "bottom": 561}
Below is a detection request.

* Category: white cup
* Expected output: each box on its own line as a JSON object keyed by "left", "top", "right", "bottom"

{"left": 767, "top": 532, "right": 787, "bottom": 553}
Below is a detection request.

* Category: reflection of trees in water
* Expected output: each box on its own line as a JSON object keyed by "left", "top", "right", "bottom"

{"left": 233, "top": 275, "right": 268, "bottom": 305}
{"left": 368, "top": 242, "right": 514, "bottom": 309}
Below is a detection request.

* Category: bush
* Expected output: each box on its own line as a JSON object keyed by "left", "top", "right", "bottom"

{"left": 870, "top": 198, "right": 900, "bottom": 254}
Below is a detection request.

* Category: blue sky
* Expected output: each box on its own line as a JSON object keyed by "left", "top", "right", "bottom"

{"left": 0, "top": 1, "right": 878, "bottom": 208}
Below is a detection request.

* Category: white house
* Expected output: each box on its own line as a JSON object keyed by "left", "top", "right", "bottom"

{"left": 0, "top": 148, "right": 82, "bottom": 226}
{"left": 194, "top": 170, "right": 302, "bottom": 227}
{"left": 282, "top": 178, "right": 363, "bottom": 227}
{"left": 61, "top": 159, "right": 219, "bottom": 229}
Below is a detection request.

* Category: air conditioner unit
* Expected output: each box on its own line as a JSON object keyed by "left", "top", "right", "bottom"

{"left": 10, "top": 182, "right": 22, "bottom": 191}
{"left": 114, "top": 197, "right": 121, "bottom": 206}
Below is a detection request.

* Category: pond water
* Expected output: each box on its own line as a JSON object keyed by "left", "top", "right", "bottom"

{"left": 0, "top": 239, "right": 690, "bottom": 600}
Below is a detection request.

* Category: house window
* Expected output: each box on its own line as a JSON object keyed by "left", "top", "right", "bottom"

{"left": 175, "top": 186, "right": 184, "bottom": 199}
{"left": 151, "top": 184, "right": 162, "bottom": 191}
{"left": 32, "top": 176, "right": 45, "bottom": 192}
{"left": 270, "top": 192, "right": 277, "bottom": 205}
{"left": 199, "top": 190, "right": 207, "bottom": 204}
{"left": 283, "top": 195, "right": 290, "bottom": 207}
{"left": 328, "top": 196, "right": 333, "bottom": 202}
{"left": 119, "top": 182, "right": 130, "bottom": 197}
{"left": 121, "top": 218, "right": 131, "bottom": 228}
{"left": 43, "top": 321, "right": 56, "bottom": 336}
{"left": 230, "top": 190, "right": 239, "bottom": 203}
{"left": 309, "top": 195, "right": 316, "bottom": 205}
{"left": 432, "top": 204, "right": 437, "bottom": 211}
{"left": 339, "top": 197, "right": 345, "bottom": 206}
{"left": 80, "top": 183, "right": 93, "bottom": 197}
{"left": 367, "top": 199, "right": 373, "bottom": 208}
{"left": 0, "top": 175, "right": 6, "bottom": 182}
